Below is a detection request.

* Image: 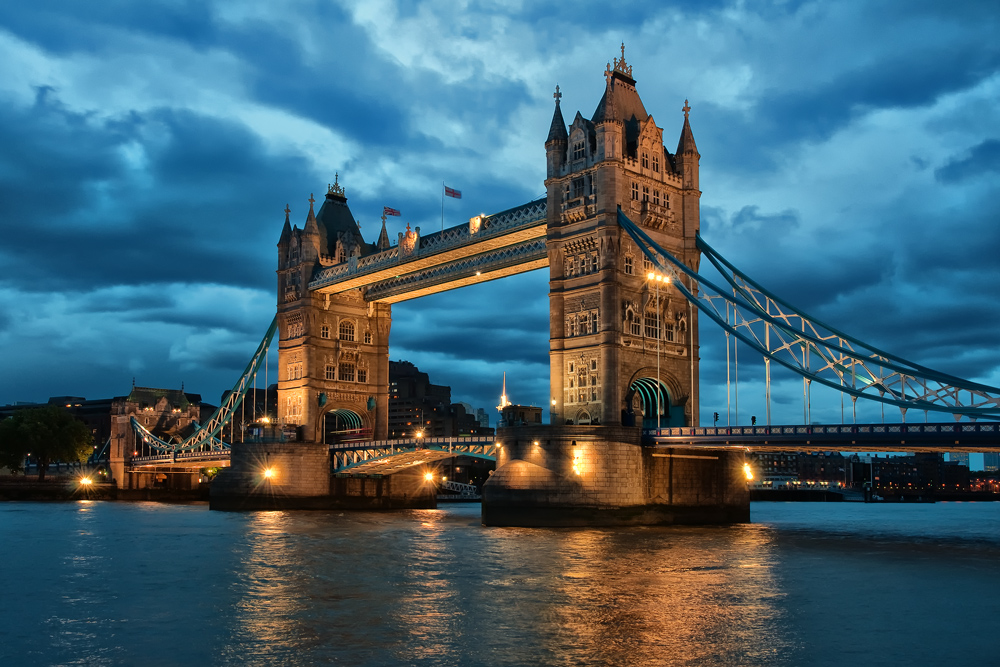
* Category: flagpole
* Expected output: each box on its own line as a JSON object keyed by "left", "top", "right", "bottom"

{"left": 441, "top": 181, "right": 445, "bottom": 232}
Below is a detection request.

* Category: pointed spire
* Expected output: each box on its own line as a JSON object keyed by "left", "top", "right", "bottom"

{"left": 376, "top": 212, "right": 391, "bottom": 251}
{"left": 304, "top": 193, "right": 319, "bottom": 235}
{"left": 546, "top": 84, "right": 568, "bottom": 144}
{"left": 496, "top": 372, "right": 512, "bottom": 412}
{"left": 677, "top": 99, "right": 699, "bottom": 156}
{"left": 278, "top": 203, "right": 292, "bottom": 245}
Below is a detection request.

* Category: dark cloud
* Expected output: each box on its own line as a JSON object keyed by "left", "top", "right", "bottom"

{"left": 935, "top": 139, "right": 1000, "bottom": 183}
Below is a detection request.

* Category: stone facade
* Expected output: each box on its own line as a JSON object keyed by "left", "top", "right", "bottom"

{"left": 483, "top": 425, "right": 749, "bottom": 526}
{"left": 545, "top": 47, "right": 701, "bottom": 428}
{"left": 276, "top": 179, "right": 392, "bottom": 443}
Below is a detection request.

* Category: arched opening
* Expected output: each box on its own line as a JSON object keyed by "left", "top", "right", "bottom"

{"left": 576, "top": 410, "right": 592, "bottom": 425}
{"left": 628, "top": 378, "right": 684, "bottom": 429}
{"left": 323, "top": 408, "right": 366, "bottom": 445}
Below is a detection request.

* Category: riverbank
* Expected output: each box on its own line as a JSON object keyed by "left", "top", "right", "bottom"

{"left": 0, "top": 477, "right": 208, "bottom": 502}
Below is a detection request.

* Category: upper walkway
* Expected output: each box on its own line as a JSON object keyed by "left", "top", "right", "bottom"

{"left": 309, "top": 199, "right": 547, "bottom": 302}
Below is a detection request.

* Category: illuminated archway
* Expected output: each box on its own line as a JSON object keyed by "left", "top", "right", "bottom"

{"left": 322, "top": 408, "right": 365, "bottom": 444}
{"left": 628, "top": 377, "right": 683, "bottom": 429}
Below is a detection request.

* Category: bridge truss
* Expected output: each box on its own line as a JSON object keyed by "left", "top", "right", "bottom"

{"left": 331, "top": 437, "right": 497, "bottom": 474}
{"left": 617, "top": 208, "right": 1000, "bottom": 421}
{"left": 130, "top": 316, "right": 278, "bottom": 455}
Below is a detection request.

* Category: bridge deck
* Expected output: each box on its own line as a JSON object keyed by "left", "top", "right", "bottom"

{"left": 646, "top": 421, "right": 1000, "bottom": 453}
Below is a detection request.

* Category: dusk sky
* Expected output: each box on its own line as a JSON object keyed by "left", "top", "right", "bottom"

{"left": 2, "top": 1, "right": 999, "bottom": 447}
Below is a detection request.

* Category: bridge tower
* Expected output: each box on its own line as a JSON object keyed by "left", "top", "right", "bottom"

{"left": 275, "top": 177, "right": 392, "bottom": 443}
{"left": 545, "top": 46, "right": 701, "bottom": 429}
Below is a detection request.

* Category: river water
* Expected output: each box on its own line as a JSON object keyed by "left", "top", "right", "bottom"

{"left": 1, "top": 501, "right": 997, "bottom": 666}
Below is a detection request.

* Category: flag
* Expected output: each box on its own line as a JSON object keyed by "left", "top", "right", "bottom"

{"left": 444, "top": 185, "right": 462, "bottom": 199}
{"left": 383, "top": 206, "right": 401, "bottom": 217}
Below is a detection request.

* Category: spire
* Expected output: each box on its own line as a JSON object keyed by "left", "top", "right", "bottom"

{"left": 546, "top": 85, "right": 568, "bottom": 144}
{"left": 326, "top": 172, "right": 347, "bottom": 202}
{"left": 304, "top": 193, "right": 319, "bottom": 235}
{"left": 278, "top": 203, "right": 292, "bottom": 245}
{"left": 676, "top": 99, "right": 699, "bottom": 156}
{"left": 496, "top": 372, "right": 512, "bottom": 412}
{"left": 376, "top": 212, "right": 391, "bottom": 251}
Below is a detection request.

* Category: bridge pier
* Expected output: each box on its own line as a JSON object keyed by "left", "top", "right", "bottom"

{"left": 482, "top": 425, "right": 749, "bottom": 527}
{"left": 210, "top": 441, "right": 436, "bottom": 510}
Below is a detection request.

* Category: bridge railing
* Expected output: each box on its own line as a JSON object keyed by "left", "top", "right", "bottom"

{"left": 647, "top": 422, "right": 1000, "bottom": 439}
{"left": 329, "top": 436, "right": 496, "bottom": 451}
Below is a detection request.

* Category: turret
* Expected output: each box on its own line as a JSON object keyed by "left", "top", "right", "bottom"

{"left": 676, "top": 100, "right": 700, "bottom": 191}
{"left": 545, "top": 85, "right": 568, "bottom": 178}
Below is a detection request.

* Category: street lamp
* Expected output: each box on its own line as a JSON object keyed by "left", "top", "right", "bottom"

{"left": 647, "top": 271, "right": 670, "bottom": 430}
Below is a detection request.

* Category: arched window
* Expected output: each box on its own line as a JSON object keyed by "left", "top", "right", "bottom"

{"left": 641, "top": 151, "right": 649, "bottom": 169}
{"left": 339, "top": 320, "right": 355, "bottom": 341}
{"left": 652, "top": 153, "right": 660, "bottom": 173}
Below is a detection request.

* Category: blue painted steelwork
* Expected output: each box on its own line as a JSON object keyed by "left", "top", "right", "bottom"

{"left": 617, "top": 208, "right": 1000, "bottom": 420}
{"left": 130, "top": 316, "right": 278, "bottom": 453}
{"left": 645, "top": 421, "right": 1000, "bottom": 453}
{"left": 330, "top": 437, "right": 497, "bottom": 472}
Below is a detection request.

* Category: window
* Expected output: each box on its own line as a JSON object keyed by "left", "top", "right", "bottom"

{"left": 645, "top": 311, "right": 660, "bottom": 339}
{"left": 339, "top": 320, "right": 355, "bottom": 341}
{"left": 653, "top": 189, "right": 660, "bottom": 206}
{"left": 631, "top": 182, "right": 639, "bottom": 200}
{"left": 339, "top": 362, "right": 355, "bottom": 382}
{"left": 652, "top": 153, "right": 660, "bottom": 173}
{"left": 591, "top": 387, "right": 598, "bottom": 401}
{"left": 567, "top": 257, "right": 575, "bottom": 277}
{"left": 321, "top": 325, "right": 330, "bottom": 339}
{"left": 641, "top": 151, "right": 649, "bottom": 169}
{"left": 642, "top": 185, "right": 649, "bottom": 202}
{"left": 357, "top": 368, "right": 367, "bottom": 383}
{"left": 664, "top": 194, "right": 670, "bottom": 210}
{"left": 364, "top": 330, "right": 372, "bottom": 345}
{"left": 624, "top": 255, "right": 633, "bottom": 275}
{"left": 665, "top": 323, "right": 675, "bottom": 343}
{"left": 629, "top": 310, "right": 642, "bottom": 336}
{"left": 572, "top": 177, "right": 584, "bottom": 199}
{"left": 591, "top": 359, "right": 598, "bottom": 371}
{"left": 643, "top": 256, "right": 652, "bottom": 273}
{"left": 590, "top": 312, "right": 598, "bottom": 333}
{"left": 573, "top": 141, "right": 585, "bottom": 160}
{"left": 579, "top": 390, "right": 586, "bottom": 403}
{"left": 325, "top": 365, "right": 335, "bottom": 380}
{"left": 590, "top": 253, "right": 598, "bottom": 273}
{"left": 569, "top": 362, "right": 575, "bottom": 373}
{"left": 287, "top": 321, "right": 304, "bottom": 338}
{"left": 288, "top": 363, "right": 303, "bottom": 381}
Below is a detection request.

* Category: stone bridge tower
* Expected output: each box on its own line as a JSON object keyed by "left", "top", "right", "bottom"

{"left": 276, "top": 177, "right": 392, "bottom": 443}
{"left": 546, "top": 46, "right": 701, "bottom": 428}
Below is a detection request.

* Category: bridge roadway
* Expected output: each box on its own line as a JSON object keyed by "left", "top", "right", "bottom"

{"left": 330, "top": 437, "right": 498, "bottom": 473}
{"left": 127, "top": 450, "right": 231, "bottom": 470}
{"left": 645, "top": 421, "right": 1000, "bottom": 453}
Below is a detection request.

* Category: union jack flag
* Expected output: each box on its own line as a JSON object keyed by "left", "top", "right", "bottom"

{"left": 444, "top": 185, "right": 462, "bottom": 199}
{"left": 383, "top": 206, "right": 401, "bottom": 216}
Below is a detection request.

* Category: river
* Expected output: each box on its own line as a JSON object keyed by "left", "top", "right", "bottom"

{"left": 1, "top": 501, "right": 997, "bottom": 666}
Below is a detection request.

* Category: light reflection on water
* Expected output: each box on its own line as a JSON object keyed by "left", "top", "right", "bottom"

{"left": 1, "top": 501, "right": 998, "bottom": 666}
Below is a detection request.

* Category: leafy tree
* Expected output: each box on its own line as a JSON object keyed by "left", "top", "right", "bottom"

{"left": 0, "top": 405, "right": 93, "bottom": 481}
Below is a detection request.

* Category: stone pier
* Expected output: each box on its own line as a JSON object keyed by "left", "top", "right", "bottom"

{"left": 209, "top": 441, "right": 436, "bottom": 510}
{"left": 482, "top": 425, "right": 749, "bottom": 527}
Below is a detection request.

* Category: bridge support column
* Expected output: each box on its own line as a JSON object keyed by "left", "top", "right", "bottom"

{"left": 482, "top": 425, "right": 749, "bottom": 527}
{"left": 210, "top": 441, "right": 331, "bottom": 510}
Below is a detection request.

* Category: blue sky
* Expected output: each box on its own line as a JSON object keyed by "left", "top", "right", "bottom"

{"left": 1, "top": 1, "right": 999, "bottom": 454}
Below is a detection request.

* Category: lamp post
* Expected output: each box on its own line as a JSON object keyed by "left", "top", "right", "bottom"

{"left": 647, "top": 271, "right": 670, "bottom": 431}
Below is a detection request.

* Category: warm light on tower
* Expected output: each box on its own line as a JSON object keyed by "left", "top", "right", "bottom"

{"left": 743, "top": 463, "right": 754, "bottom": 481}
{"left": 263, "top": 467, "right": 276, "bottom": 480}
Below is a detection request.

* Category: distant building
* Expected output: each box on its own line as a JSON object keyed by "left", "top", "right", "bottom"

{"left": 476, "top": 408, "right": 489, "bottom": 429}
{"left": 948, "top": 452, "right": 970, "bottom": 467}
{"left": 499, "top": 404, "right": 543, "bottom": 427}
{"left": 387, "top": 361, "right": 492, "bottom": 439}
{"left": 983, "top": 452, "right": 999, "bottom": 472}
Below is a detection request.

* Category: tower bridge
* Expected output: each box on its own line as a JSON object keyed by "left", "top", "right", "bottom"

{"left": 198, "top": 47, "right": 1000, "bottom": 523}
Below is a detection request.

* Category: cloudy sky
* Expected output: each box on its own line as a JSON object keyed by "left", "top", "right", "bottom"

{"left": 1, "top": 1, "right": 998, "bottom": 447}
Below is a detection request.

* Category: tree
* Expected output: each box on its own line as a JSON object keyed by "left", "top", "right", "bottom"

{"left": 0, "top": 405, "right": 93, "bottom": 481}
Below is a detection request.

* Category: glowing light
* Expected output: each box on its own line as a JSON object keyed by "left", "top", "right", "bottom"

{"left": 572, "top": 449, "right": 583, "bottom": 476}
{"left": 416, "top": 431, "right": 424, "bottom": 438}
{"left": 424, "top": 472, "right": 434, "bottom": 482}
{"left": 263, "top": 467, "right": 276, "bottom": 480}
{"left": 79, "top": 477, "right": 93, "bottom": 486}
{"left": 260, "top": 416, "right": 270, "bottom": 424}
{"left": 743, "top": 463, "right": 754, "bottom": 481}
